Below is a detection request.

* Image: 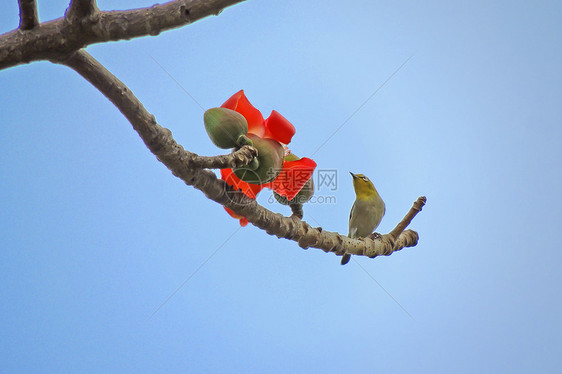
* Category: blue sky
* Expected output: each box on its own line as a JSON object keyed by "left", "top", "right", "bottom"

{"left": 1, "top": 0, "right": 561, "bottom": 372}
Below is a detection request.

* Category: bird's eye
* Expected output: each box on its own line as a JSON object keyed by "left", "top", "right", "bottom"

{"left": 361, "top": 177, "right": 368, "bottom": 182}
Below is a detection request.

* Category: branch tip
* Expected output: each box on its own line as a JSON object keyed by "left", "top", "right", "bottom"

{"left": 413, "top": 196, "right": 427, "bottom": 211}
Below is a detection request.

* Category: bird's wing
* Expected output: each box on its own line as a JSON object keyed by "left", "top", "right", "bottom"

{"left": 348, "top": 201, "right": 356, "bottom": 238}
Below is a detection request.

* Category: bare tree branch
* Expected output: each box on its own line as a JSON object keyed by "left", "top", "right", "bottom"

{"left": 0, "top": 0, "right": 245, "bottom": 70}
{"left": 18, "top": 0, "right": 39, "bottom": 30}
{"left": 55, "top": 49, "right": 424, "bottom": 261}
{"left": 3, "top": 0, "right": 425, "bottom": 261}
{"left": 66, "top": 0, "right": 99, "bottom": 23}
{"left": 389, "top": 196, "right": 426, "bottom": 241}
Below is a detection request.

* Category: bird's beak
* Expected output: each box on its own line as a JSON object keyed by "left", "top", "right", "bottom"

{"left": 349, "top": 172, "right": 356, "bottom": 178}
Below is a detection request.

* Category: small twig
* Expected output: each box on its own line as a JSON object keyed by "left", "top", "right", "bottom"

{"left": 388, "top": 196, "right": 426, "bottom": 240}
{"left": 189, "top": 145, "right": 257, "bottom": 169}
{"left": 18, "top": 0, "right": 39, "bottom": 30}
{"left": 289, "top": 203, "right": 303, "bottom": 219}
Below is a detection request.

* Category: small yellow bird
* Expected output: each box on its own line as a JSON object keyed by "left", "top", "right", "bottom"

{"left": 341, "top": 172, "right": 386, "bottom": 265}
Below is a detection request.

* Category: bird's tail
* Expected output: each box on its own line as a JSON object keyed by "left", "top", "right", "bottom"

{"left": 340, "top": 253, "right": 351, "bottom": 265}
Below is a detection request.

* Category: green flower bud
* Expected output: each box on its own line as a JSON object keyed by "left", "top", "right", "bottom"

{"left": 204, "top": 107, "right": 248, "bottom": 149}
{"left": 233, "top": 134, "right": 284, "bottom": 184}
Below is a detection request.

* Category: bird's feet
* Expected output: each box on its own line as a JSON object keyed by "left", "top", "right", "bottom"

{"left": 368, "top": 232, "right": 383, "bottom": 240}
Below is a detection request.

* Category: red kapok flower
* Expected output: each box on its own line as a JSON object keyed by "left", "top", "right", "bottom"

{"left": 222, "top": 90, "right": 296, "bottom": 142}
{"left": 219, "top": 90, "right": 316, "bottom": 226}
{"left": 222, "top": 90, "right": 266, "bottom": 137}
{"left": 220, "top": 168, "right": 263, "bottom": 200}
{"left": 268, "top": 156, "right": 317, "bottom": 201}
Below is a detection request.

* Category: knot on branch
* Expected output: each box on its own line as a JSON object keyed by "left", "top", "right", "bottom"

{"left": 180, "top": 6, "right": 192, "bottom": 22}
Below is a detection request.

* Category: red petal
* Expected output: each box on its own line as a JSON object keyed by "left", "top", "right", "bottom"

{"left": 263, "top": 110, "right": 296, "bottom": 144}
{"left": 220, "top": 168, "right": 265, "bottom": 199}
{"left": 224, "top": 207, "right": 249, "bottom": 227}
{"left": 269, "top": 157, "right": 317, "bottom": 200}
{"left": 221, "top": 168, "right": 261, "bottom": 226}
{"left": 221, "top": 90, "right": 265, "bottom": 137}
